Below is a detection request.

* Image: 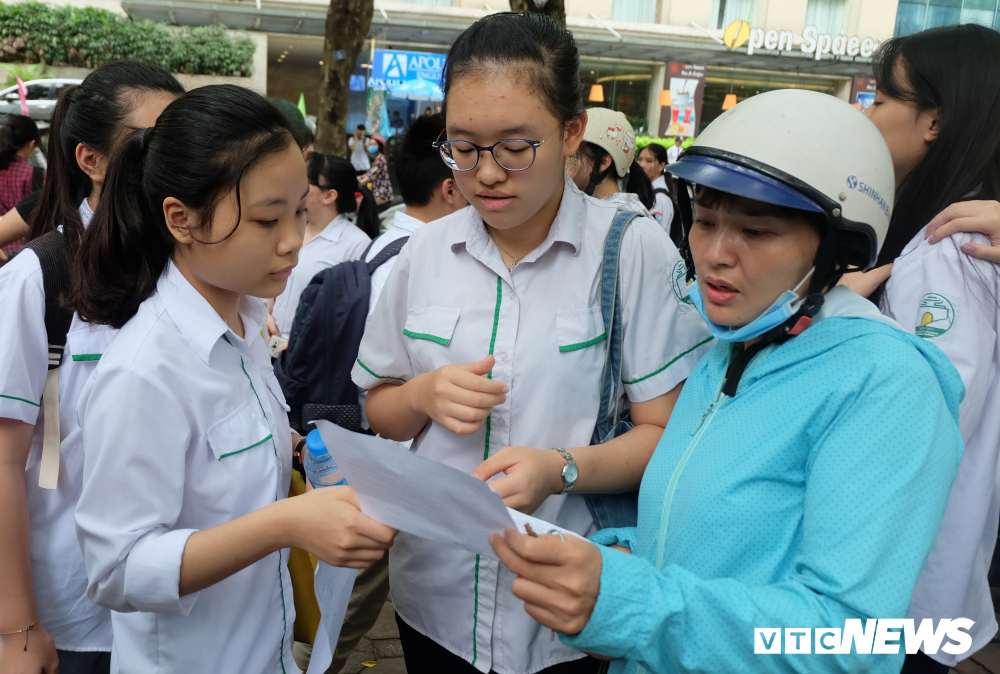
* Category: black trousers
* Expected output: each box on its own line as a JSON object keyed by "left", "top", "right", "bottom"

{"left": 396, "top": 613, "right": 603, "bottom": 674}
{"left": 899, "top": 651, "right": 951, "bottom": 674}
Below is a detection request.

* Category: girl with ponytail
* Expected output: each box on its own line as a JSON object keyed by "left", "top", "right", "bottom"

{"left": 72, "top": 84, "right": 395, "bottom": 674}
{"left": 0, "top": 61, "right": 182, "bottom": 674}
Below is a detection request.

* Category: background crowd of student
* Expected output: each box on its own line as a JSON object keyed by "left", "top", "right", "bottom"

{"left": 1, "top": 11, "right": 1000, "bottom": 674}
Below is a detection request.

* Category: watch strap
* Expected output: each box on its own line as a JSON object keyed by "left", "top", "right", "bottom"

{"left": 555, "top": 448, "right": 576, "bottom": 494}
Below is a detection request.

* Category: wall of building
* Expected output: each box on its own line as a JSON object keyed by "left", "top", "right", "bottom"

{"left": 659, "top": 0, "right": 714, "bottom": 28}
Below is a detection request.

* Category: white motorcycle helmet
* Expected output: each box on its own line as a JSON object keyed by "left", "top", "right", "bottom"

{"left": 667, "top": 88, "right": 895, "bottom": 342}
{"left": 582, "top": 107, "right": 637, "bottom": 178}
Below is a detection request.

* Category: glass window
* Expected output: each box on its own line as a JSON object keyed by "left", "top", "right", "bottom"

{"left": 580, "top": 60, "right": 653, "bottom": 135}
{"left": 713, "top": 0, "right": 758, "bottom": 29}
{"left": 927, "top": 0, "right": 962, "bottom": 27}
{"left": 895, "top": 0, "right": 928, "bottom": 35}
{"left": 893, "top": 0, "right": 999, "bottom": 35}
{"left": 805, "top": 0, "right": 847, "bottom": 34}
{"left": 960, "top": 0, "right": 998, "bottom": 25}
{"left": 612, "top": 0, "right": 656, "bottom": 23}
{"left": 25, "top": 84, "right": 49, "bottom": 100}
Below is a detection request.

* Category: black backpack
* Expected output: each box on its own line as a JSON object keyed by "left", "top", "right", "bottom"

{"left": 273, "top": 236, "right": 409, "bottom": 434}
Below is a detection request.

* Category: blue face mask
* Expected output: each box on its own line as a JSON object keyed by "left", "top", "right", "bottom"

{"left": 368, "top": 144, "right": 378, "bottom": 154}
{"left": 687, "top": 268, "right": 814, "bottom": 343}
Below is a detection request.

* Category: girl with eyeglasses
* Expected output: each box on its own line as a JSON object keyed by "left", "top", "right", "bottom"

{"left": 353, "top": 12, "right": 711, "bottom": 674}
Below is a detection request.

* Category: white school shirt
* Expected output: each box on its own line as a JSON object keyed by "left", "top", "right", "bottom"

{"left": 0, "top": 200, "right": 112, "bottom": 653}
{"left": 74, "top": 262, "right": 296, "bottom": 674}
{"left": 351, "top": 177, "right": 713, "bottom": 674}
{"left": 881, "top": 225, "right": 1000, "bottom": 666}
{"left": 365, "top": 209, "right": 427, "bottom": 320}
{"left": 272, "top": 214, "right": 371, "bottom": 339}
{"left": 666, "top": 144, "right": 682, "bottom": 164}
{"left": 601, "top": 191, "right": 654, "bottom": 221}
{"left": 649, "top": 175, "right": 675, "bottom": 232}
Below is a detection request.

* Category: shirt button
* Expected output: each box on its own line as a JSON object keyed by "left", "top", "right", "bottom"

{"left": 507, "top": 290, "right": 516, "bottom": 300}
{"left": 498, "top": 351, "right": 508, "bottom": 361}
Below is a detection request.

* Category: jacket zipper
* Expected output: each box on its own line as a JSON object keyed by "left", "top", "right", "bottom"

{"left": 653, "top": 345, "right": 774, "bottom": 571}
{"left": 653, "top": 378, "right": 726, "bottom": 571}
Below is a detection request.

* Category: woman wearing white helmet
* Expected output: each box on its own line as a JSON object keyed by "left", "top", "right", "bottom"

{"left": 566, "top": 108, "right": 655, "bottom": 219}
{"left": 489, "top": 89, "right": 964, "bottom": 674}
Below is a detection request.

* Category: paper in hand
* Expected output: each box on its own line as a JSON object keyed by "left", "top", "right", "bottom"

{"left": 313, "top": 420, "right": 585, "bottom": 559}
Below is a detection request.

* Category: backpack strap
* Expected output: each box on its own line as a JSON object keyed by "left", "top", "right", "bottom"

{"left": 591, "top": 211, "right": 641, "bottom": 443}
{"left": 367, "top": 236, "right": 409, "bottom": 274}
{"left": 23, "top": 231, "right": 73, "bottom": 490}
{"left": 652, "top": 187, "right": 670, "bottom": 199}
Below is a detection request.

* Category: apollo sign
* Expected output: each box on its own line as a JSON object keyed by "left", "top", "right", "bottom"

{"left": 724, "top": 20, "right": 879, "bottom": 60}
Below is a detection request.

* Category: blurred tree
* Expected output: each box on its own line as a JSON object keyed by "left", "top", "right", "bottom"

{"left": 316, "top": 0, "right": 372, "bottom": 156}
{"left": 508, "top": 0, "right": 565, "bottom": 27}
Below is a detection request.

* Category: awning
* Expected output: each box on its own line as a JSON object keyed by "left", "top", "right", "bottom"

{"left": 121, "top": 0, "right": 873, "bottom": 76}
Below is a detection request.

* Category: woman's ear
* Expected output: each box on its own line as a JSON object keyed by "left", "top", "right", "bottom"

{"left": 322, "top": 188, "right": 338, "bottom": 207}
{"left": 76, "top": 143, "right": 106, "bottom": 185}
{"left": 563, "top": 114, "right": 586, "bottom": 157}
{"left": 163, "top": 196, "right": 197, "bottom": 245}
{"left": 600, "top": 154, "right": 614, "bottom": 173}
{"left": 922, "top": 108, "right": 941, "bottom": 144}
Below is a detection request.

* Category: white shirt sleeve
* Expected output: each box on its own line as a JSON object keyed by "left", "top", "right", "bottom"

{"left": 76, "top": 365, "right": 200, "bottom": 615}
{"left": 0, "top": 253, "right": 47, "bottom": 424}
{"left": 619, "top": 219, "right": 713, "bottom": 402}
{"left": 352, "top": 245, "right": 415, "bottom": 388}
{"left": 883, "top": 233, "right": 998, "bottom": 439}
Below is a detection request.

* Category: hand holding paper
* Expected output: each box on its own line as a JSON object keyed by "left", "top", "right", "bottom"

{"left": 313, "top": 420, "right": 585, "bottom": 559}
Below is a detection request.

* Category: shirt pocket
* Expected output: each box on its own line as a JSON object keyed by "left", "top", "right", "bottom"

{"left": 403, "top": 306, "right": 462, "bottom": 346}
{"left": 556, "top": 307, "right": 607, "bottom": 353}
{"left": 66, "top": 325, "right": 116, "bottom": 364}
{"left": 207, "top": 401, "right": 274, "bottom": 462}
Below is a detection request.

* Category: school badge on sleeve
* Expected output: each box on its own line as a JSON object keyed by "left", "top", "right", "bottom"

{"left": 915, "top": 292, "right": 959, "bottom": 341}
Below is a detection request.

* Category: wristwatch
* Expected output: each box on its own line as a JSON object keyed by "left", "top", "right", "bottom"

{"left": 555, "top": 448, "right": 578, "bottom": 494}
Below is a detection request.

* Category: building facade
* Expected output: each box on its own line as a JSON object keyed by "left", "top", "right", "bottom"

{"left": 114, "top": 0, "right": 969, "bottom": 137}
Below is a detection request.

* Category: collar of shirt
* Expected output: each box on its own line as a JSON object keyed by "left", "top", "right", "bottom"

{"left": 310, "top": 213, "right": 351, "bottom": 246}
{"left": 391, "top": 210, "right": 427, "bottom": 234}
{"left": 79, "top": 197, "right": 94, "bottom": 228}
{"left": 447, "top": 174, "right": 584, "bottom": 264}
{"left": 156, "top": 261, "right": 268, "bottom": 366}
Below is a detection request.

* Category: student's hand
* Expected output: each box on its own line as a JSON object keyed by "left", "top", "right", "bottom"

{"left": 473, "top": 446, "right": 564, "bottom": 515}
{"left": 490, "top": 529, "right": 602, "bottom": 636}
{"left": 926, "top": 200, "right": 1000, "bottom": 264}
{"left": 411, "top": 356, "right": 508, "bottom": 435}
{"left": 0, "top": 621, "right": 60, "bottom": 674}
{"left": 289, "top": 486, "right": 397, "bottom": 568}
{"left": 266, "top": 314, "right": 279, "bottom": 338}
{"left": 837, "top": 263, "right": 893, "bottom": 297}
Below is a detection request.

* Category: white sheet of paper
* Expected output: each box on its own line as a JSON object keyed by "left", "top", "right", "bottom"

{"left": 305, "top": 561, "right": 356, "bottom": 674}
{"left": 313, "top": 420, "right": 587, "bottom": 559}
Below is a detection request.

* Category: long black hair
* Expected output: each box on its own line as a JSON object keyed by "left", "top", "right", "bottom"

{"left": 27, "top": 62, "right": 184, "bottom": 253}
{"left": 72, "top": 85, "right": 295, "bottom": 329}
{"left": 873, "top": 24, "right": 1000, "bottom": 269}
{"left": 641, "top": 143, "right": 669, "bottom": 182}
{"left": 443, "top": 12, "right": 582, "bottom": 125}
{"left": 0, "top": 115, "right": 40, "bottom": 171}
{"left": 307, "top": 151, "right": 359, "bottom": 215}
{"left": 355, "top": 183, "right": 380, "bottom": 239}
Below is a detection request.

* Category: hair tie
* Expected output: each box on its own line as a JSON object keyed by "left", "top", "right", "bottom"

{"left": 141, "top": 127, "right": 154, "bottom": 150}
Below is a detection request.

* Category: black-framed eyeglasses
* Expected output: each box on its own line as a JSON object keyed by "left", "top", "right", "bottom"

{"left": 433, "top": 127, "right": 559, "bottom": 172}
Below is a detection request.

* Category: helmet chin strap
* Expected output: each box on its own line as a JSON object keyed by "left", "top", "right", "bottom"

{"left": 676, "top": 175, "right": 842, "bottom": 397}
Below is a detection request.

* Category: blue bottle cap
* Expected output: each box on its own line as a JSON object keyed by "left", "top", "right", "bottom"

{"left": 305, "top": 429, "right": 329, "bottom": 457}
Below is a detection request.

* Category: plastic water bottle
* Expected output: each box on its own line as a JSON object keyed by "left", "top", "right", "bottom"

{"left": 303, "top": 429, "right": 348, "bottom": 488}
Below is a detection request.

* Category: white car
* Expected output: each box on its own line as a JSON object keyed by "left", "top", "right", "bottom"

{"left": 0, "top": 78, "right": 82, "bottom": 121}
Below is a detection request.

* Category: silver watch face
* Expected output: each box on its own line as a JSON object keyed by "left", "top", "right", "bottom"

{"left": 562, "top": 463, "right": 579, "bottom": 485}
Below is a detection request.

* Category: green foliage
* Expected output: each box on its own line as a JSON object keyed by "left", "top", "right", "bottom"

{"left": 2, "top": 62, "right": 49, "bottom": 87}
{"left": 0, "top": 2, "right": 254, "bottom": 76}
{"left": 636, "top": 135, "right": 697, "bottom": 150}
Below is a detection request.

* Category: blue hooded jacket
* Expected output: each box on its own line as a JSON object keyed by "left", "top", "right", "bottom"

{"left": 561, "top": 287, "right": 965, "bottom": 673}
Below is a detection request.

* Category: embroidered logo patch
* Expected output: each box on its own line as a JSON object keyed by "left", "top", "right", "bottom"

{"left": 915, "top": 293, "right": 955, "bottom": 339}
{"left": 670, "top": 260, "right": 694, "bottom": 309}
